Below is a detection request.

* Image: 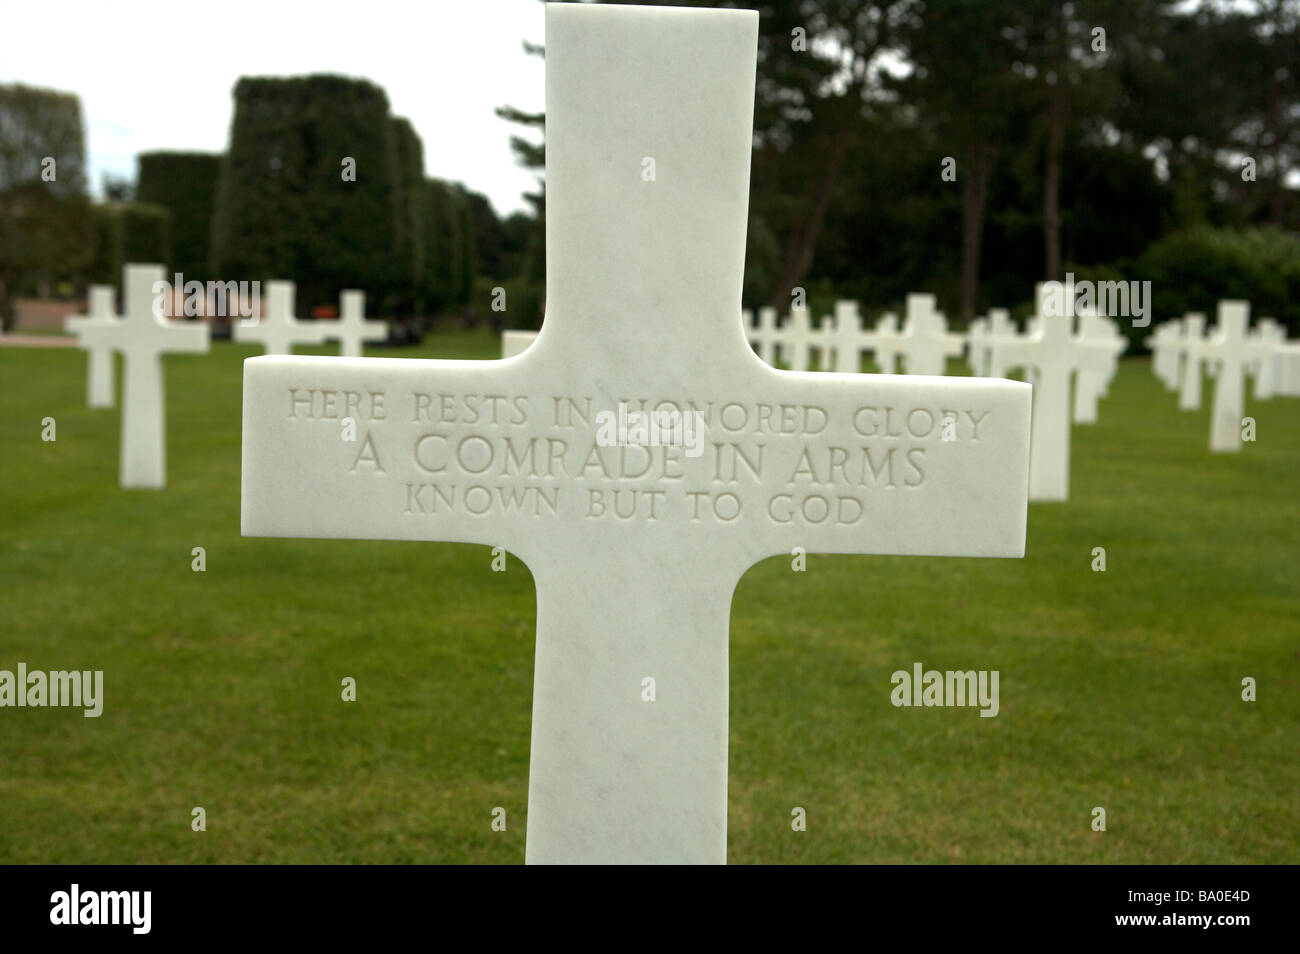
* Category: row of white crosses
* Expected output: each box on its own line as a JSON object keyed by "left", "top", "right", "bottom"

{"left": 740, "top": 293, "right": 964, "bottom": 375}
{"left": 243, "top": 3, "right": 1033, "bottom": 864}
{"left": 1148, "top": 304, "right": 1300, "bottom": 452}
{"left": 64, "top": 266, "right": 388, "bottom": 488}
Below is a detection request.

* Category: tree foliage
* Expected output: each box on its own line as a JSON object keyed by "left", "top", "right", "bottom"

{"left": 136, "top": 151, "right": 221, "bottom": 282}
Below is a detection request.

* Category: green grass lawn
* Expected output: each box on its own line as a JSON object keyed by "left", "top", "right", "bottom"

{"left": 1, "top": 331, "right": 1296, "bottom": 864}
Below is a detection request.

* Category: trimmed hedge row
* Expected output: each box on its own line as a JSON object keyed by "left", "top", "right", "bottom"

{"left": 136, "top": 152, "right": 221, "bottom": 282}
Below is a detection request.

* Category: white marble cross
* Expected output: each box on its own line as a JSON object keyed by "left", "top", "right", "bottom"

{"left": 1147, "top": 318, "right": 1184, "bottom": 391}
{"left": 995, "top": 284, "right": 1118, "bottom": 501}
{"left": 897, "top": 294, "right": 964, "bottom": 375}
{"left": 322, "top": 290, "right": 387, "bottom": 357}
{"left": 1205, "top": 301, "right": 1257, "bottom": 452}
{"left": 105, "top": 264, "right": 210, "bottom": 488}
{"left": 240, "top": 3, "right": 1031, "bottom": 864}
{"left": 1249, "top": 318, "right": 1286, "bottom": 400}
{"left": 502, "top": 329, "right": 540, "bottom": 358}
{"left": 234, "top": 281, "right": 329, "bottom": 355}
{"left": 1177, "top": 313, "right": 1210, "bottom": 411}
{"left": 64, "top": 286, "right": 119, "bottom": 408}
{"left": 778, "top": 304, "right": 814, "bottom": 371}
{"left": 1073, "top": 311, "right": 1126, "bottom": 424}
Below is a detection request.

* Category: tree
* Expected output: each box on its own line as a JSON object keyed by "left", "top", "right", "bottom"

{"left": 389, "top": 117, "right": 427, "bottom": 315}
{"left": 136, "top": 152, "right": 221, "bottom": 282}
{"left": 210, "top": 75, "right": 401, "bottom": 316}
{"left": 895, "top": 0, "right": 1030, "bottom": 321}
{"left": 423, "top": 178, "right": 464, "bottom": 313}
{"left": 746, "top": 0, "right": 912, "bottom": 308}
{"left": 0, "top": 83, "right": 90, "bottom": 319}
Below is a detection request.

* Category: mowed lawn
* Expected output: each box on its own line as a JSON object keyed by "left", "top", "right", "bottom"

{"left": 1, "top": 331, "right": 1296, "bottom": 864}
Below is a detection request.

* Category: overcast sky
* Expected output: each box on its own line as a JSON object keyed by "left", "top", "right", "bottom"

{"left": 1, "top": 0, "right": 547, "bottom": 216}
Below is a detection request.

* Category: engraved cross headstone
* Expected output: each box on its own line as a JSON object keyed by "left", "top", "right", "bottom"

{"left": 323, "top": 289, "right": 388, "bottom": 357}
{"left": 64, "top": 285, "right": 119, "bottom": 408}
{"left": 1147, "top": 318, "right": 1184, "bottom": 391}
{"left": 897, "top": 293, "right": 964, "bottom": 375}
{"left": 1073, "top": 311, "right": 1126, "bottom": 424}
{"left": 240, "top": 4, "right": 1032, "bottom": 864}
{"left": 110, "top": 264, "right": 210, "bottom": 488}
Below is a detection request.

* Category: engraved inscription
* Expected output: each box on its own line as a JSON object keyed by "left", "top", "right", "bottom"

{"left": 279, "top": 387, "right": 1001, "bottom": 526}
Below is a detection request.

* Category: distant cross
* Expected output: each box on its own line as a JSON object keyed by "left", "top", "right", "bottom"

{"left": 234, "top": 281, "right": 329, "bottom": 355}
{"left": 985, "top": 308, "right": 1015, "bottom": 378}
{"left": 1073, "top": 311, "right": 1126, "bottom": 425}
{"left": 1146, "top": 318, "right": 1184, "bottom": 392}
{"left": 64, "top": 286, "right": 119, "bottom": 408}
{"left": 870, "top": 310, "right": 903, "bottom": 373}
{"left": 825, "top": 300, "right": 865, "bottom": 373}
{"left": 240, "top": 4, "right": 1031, "bottom": 864}
{"left": 779, "top": 304, "right": 814, "bottom": 371}
{"left": 994, "top": 284, "right": 1117, "bottom": 501}
{"left": 1250, "top": 319, "right": 1285, "bottom": 400}
{"left": 897, "top": 294, "right": 964, "bottom": 375}
{"left": 1177, "top": 313, "right": 1209, "bottom": 411}
{"left": 323, "top": 290, "right": 388, "bottom": 357}
{"left": 108, "top": 264, "right": 210, "bottom": 488}
{"left": 1205, "top": 301, "right": 1257, "bottom": 453}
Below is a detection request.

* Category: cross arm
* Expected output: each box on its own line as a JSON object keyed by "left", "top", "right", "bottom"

{"left": 731, "top": 365, "right": 1031, "bottom": 567}
{"left": 241, "top": 353, "right": 1031, "bottom": 574}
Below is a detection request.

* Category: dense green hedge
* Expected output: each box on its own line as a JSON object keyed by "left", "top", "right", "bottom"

{"left": 136, "top": 152, "right": 221, "bottom": 282}
{"left": 1135, "top": 227, "right": 1300, "bottom": 334}
{"left": 210, "top": 75, "right": 399, "bottom": 316}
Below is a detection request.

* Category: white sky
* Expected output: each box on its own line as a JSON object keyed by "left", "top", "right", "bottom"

{"left": 0, "top": 0, "right": 547, "bottom": 216}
